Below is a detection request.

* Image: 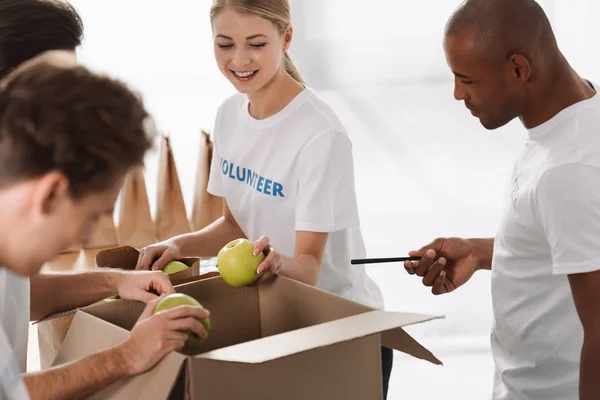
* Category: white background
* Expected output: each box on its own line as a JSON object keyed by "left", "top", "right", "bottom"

{"left": 27, "top": 1, "right": 597, "bottom": 398}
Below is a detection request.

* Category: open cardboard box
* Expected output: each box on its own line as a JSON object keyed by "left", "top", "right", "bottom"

{"left": 95, "top": 245, "right": 202, "bottom": 284}
{"left": 52, "top": 276, "right": 443, "bottom": 399}
{"left": 36, "top": 246, "right": 217, "bottom": 368}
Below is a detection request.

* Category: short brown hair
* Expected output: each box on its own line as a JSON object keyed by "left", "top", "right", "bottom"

{"left": 0, "top": 53, "right": 153, "bottom": 197}
{"left": 0, "top": 0, "right": 84, "bottom": 79}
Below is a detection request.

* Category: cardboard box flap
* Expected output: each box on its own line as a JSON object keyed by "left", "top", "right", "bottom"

{"left": 95, "top": 246, "right": 200, "bottom": 284}
{"left": 96, "top": 246, "right": 140, "bottom": 269}
{"left": 381, "top": 327, "right": 442, "bottom": 365}
{"left": 53, "top": 311, "right": 129, "bottom": 365}
{"left": 196, "top": 310, "right": 441, "bottom": 364}
{"left": 96, "top": 245, "right": 198, "bottom": 270}
{"left": 53, "top": 311, "right": 187, "bottom": 400}
{"left": 34, "top": 308, "right": 77, "bottom": 324}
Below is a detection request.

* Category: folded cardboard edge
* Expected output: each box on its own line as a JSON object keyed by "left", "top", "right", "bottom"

{"left": 53, "top": 311, "right": 187, "bottom": 399}
{"left": 33, "top": 297, "right": 126, "bottom": 324}
{"left": 52, "top": 311, "right": 129, "bottom": 366}
{"left": 95, "top": 245, "right": 199, "bottom": 272}
{"left": 255, "top": 275, "right": 443, "bottom": 366}
{"left": 195, "top": 310, "right": 443, "bottom": 365}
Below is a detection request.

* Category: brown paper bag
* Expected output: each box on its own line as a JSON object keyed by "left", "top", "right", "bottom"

{"left": 190, "top": 130, "right": 223, "bottom": 231}
{"left": 82, "top": 214, "right": 119, "bottom": 249}
{"left": 156, "top": 135, "right": 190, "bottom": 241}
{"left": 117, "top": 167, "right": 156, "bottom": 248}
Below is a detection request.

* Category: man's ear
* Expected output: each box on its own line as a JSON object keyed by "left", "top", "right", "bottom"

{"left": 510, "top": 53, "right": 532, "bottom": 82}
{"left": 31, "top": 171, "right": 70, "bottom": 216}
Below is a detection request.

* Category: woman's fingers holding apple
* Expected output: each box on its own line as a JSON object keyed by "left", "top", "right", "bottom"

{"left": 136, "top": 241, "right": 181, "bottom": 271}
{"left": 136, "top": 245, "right": 165, "bottom": 271}
{"left": 150, "top": 251, "right": 177, "bottom": 271}
{"left": 256, "top": 247, "right": 281, "bottom": 274}
{"left": 253, "top": 236, "right": 270, "bottom": 256}
{"left": 255, "top": 269, "right": 274, "bottom": 284}
{"left": 256, "top": 248, "right": 282, "bottom": 283}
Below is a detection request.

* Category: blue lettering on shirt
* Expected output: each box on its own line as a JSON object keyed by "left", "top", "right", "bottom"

{"left": 264, "top": 179, "right": 273, "bottom": 195}
{"left": 220, "top": 158, "right": 285, "bottom": 198}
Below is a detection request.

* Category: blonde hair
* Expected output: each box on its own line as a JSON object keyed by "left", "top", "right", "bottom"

{"left": 210, "top": 0, "right": 305, "bottom": 84}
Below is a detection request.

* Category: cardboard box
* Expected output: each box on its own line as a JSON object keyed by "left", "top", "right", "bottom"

{"left": 53, "top": 276, "right": 442, "bottom": 399}
{"left": 36, "top": 246, "right": 215, "bottom": 368}
{"left": 95, "top": 245, "right": 201, "bottom": 284}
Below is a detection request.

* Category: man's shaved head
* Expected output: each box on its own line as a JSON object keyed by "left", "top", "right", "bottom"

{"left": 442, "top": 0, "right": 570, "bottom": 130}
{"left": 446, "top": 0, "right": 556, "bottom": 64}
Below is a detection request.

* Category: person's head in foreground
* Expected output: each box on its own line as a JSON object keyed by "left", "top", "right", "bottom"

{"left": 210, "top": 0, "right": 304, "bottom": 97}
{"left": 0, "top": 0, "right": 83, "bottom": 79}
{"left": 0, "top": 51, "right": 152, "bottom": 277}
{"left": 444, "top": 0, "right": 593, "bottom": 130}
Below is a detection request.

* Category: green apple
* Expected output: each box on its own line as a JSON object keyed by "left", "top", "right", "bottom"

{"left": 217, "top": 238, "right": 265, "bottom": 287}
{"left": 95, "top": 295, "right": 120, "bottom": 305}
{"left": 153, "top": 293, "right": 211, "bottom": 348}
{"left": 162, "top": 260, "right": 188, "bottom": 275}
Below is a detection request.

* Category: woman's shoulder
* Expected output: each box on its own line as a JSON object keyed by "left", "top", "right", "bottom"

{"left": 296, "top": 87, "right": 348, "bottom": 137}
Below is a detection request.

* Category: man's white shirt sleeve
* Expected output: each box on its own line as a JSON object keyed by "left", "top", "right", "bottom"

{"left": 536, "top": 163, "right": 600, "bottom": 275}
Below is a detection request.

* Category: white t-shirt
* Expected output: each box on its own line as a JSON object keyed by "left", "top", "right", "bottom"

{"left": 491, "top": 86, "right": 600, "bottom": 399}
{"left": 207, "top": 87, "right": 384, "bottom": 309}
{"left": 0, "top": 269, "right": 30, "bottom": 400}
{"left": 0, "top": 269, "right": 29, "bottom": 373}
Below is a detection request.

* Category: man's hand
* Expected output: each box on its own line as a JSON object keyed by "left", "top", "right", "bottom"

{"left": 115, "top": 271, "right": 175, "bottom": 303}
{"left": 404, "top": 237, "right": 491, "bottom": 295}
{"left": 116, "top": 296, "right": 211, "bottom": 375}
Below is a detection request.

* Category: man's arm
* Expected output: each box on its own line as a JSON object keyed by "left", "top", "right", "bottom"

{"left": 534, "top": 165, "right": 600, "bottom": 399}
{"left": 30, "top": 271, "right": 120, "bottom": 321}
{"left": 30, "top": 270, "right": 175, "bottom": 321}
{"left": 24, "top": 296, "right": 210, "bottom": 400}
{"left": 569, "top": 270, "right": 600, "bottom": 400}
{"left": 23, "top": 345, "right": 129, "bottom": 400}
{"left": 468, "top": 238, "right": 495, "bottom": 270}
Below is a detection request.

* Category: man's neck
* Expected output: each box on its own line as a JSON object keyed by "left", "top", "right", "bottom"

{"left": 521, "top": 59, "right": 596, "bottom": 129}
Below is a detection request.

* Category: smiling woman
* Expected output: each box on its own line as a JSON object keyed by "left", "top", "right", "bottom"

{"left": 132, "top": 0, "right": 393, "bottom": 398}
{"left": 210, "top": 0, "right": 304, "bottom": 105}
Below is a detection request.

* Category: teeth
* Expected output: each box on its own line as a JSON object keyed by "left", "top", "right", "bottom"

{"left": 234, "top": 71, "right": 255, "bottom": 77}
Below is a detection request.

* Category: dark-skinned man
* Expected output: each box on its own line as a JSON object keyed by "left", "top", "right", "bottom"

{"left": 405, "top": 1, "right": 600, "bottom": 399}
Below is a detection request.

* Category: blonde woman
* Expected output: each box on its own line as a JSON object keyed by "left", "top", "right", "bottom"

{"left": 137, "top": 1, "right": 392, "bottom": 396}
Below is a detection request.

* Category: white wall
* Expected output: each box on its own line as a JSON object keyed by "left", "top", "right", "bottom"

{"left": 553, "top": 0, "right": 600, "bottom": 83}
{"left": 292, "top": 0, "right": 556, "bottom": 88}
{"left": 290, "top": 0, "right": 459, "bottom": 87}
